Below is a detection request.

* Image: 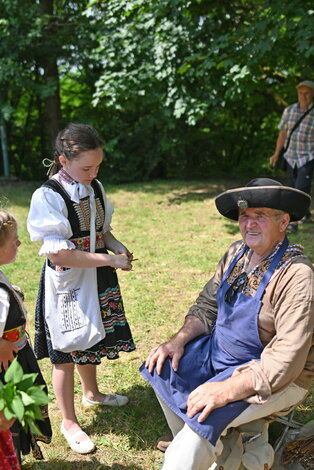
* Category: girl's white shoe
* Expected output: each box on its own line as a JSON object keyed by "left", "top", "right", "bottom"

{"left": 60, "top": 422, "right": 95, "bottom": 454}
{"left": 82, "top": 393, "right": 128, "bottom": 407}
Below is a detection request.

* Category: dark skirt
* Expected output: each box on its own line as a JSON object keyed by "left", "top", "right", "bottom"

{"left": 34, "top": 261, "right": 135, "bottom": 365}
{"left": 0, "top": 342, "right": 52, "bottom": 461}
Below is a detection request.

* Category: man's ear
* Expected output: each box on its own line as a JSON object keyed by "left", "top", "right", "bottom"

{"left": 281, "top": 213, "right": 291, "bottom": 232}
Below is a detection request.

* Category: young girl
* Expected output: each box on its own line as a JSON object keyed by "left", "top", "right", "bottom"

{"left": 27, "top": 123, "right": 136, "bottom": 454}
{"left": 0, "top": 210, "right": 52, "bottom": 464}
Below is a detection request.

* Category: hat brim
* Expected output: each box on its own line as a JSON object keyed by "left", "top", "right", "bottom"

{"left": 215, "top": 185, "right": 311, "bottom": 222}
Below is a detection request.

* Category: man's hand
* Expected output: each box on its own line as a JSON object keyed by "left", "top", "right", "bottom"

{"left": 187, "top": 382, "right": 230, "bottom": 422}
{"left": 187, "top": 371, "right": 255, "bottom": 423}
{"left": 269, "top": 154, "right": 279, "bottom": 169}
{"left": 145, "top": 338, "right": 185, "bottom": 375}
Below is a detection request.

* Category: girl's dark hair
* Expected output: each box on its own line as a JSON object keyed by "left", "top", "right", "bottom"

{"left": 47, "top": 123, "right": 104, "bottom": 178}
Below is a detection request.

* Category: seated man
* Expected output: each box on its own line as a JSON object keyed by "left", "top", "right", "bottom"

{"left": 140, "top": 178, "right": 314, "bottom": 470}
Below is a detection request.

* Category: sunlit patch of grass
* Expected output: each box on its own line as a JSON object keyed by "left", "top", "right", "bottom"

{"left": 1, "top": 178, "right": 313, "bottom": 469}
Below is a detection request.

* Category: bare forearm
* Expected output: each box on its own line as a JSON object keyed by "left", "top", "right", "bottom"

{"left": 223, "top": 370, "right": 255, "bottom": 402}
{"left": 274, "top": 131, "right": 287, "bottom": 157}
{"left": 187, "top": 370, "right": 255, "bottom": 422}
{"left": 48, "top": 249, "right": 131, "bottom": 270}
{"left": 103, "top": 231, "right": 129, "bottom": 254}
{"left": 173, "top": 315, "right": 207, "bottom": 347}
{"left": 145, "top": 315, "right": 206, "bottom": 374}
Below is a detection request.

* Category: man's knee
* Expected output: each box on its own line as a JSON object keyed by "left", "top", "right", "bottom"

{"left": 161, "top": 424, "right": 221, "bottom": 470}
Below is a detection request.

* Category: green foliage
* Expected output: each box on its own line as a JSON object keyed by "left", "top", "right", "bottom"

{"left": 84, "top": 0, "right": 314, "bottom": 180}
{"left": 1, "top": 0, "right": 314, "bottom": 181}
{"left": 0, "top": 358, "right": 50, "bottom": 435}
{"left": 3, "top": 179, "right": 313, "bottom": 468}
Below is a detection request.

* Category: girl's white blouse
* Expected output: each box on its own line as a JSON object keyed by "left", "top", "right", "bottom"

{"left": 0, "top": 271, "right": 10, "bottom": 336}
{"left": 27, "top": 176, "right": 114, "bottom": 257}
{"left": 0, "top": 271, "right": 29, "bottom": 337}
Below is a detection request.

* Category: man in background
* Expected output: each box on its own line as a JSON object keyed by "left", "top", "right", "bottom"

{"left": 269, "top": 80, "right": 314, "bottom": 232}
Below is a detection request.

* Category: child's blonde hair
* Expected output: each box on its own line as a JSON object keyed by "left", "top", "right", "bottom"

{"left": 0, "top": 210, "right": 17, "bottom": 246}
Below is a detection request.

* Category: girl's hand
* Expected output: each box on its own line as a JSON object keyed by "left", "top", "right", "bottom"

{"left": 110, "top": 253, "right": 133, "bottom": 271}
{"left": 113, "top": 242, "right": 132, "bottom": 258}
{"left": 0, "top": 410, "right": 15, "bottom": 431}
{"left": 103, "top": 232, "right": 133, "bottom": 258}
{"left": 0, "top": 339, "right": 18, "bottom": 371}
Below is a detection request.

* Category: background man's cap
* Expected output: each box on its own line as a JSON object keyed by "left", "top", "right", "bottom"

{"left": 215, "top": 178, "right": 311, "bottom": 222}
{"left": 297, "top": 80, "right": 314, "bottom": 91}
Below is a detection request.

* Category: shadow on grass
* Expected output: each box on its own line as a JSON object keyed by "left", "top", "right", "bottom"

{"left": 166, "top": 185, "right": 226, "bottom": 205}
{"left": 85, "top": 384, "right": 168, "bottom": 451}
{"left": 0, "top": 181, "right": 39, "bottom": 208}
{"left": 1, "top": 179, "right": 235, "bottom": 210}
{"left": 23, "top": 458, "right": 143, "bottom": 470}
{"left": 222, "top": 221, "right": 240, "bottom": 236}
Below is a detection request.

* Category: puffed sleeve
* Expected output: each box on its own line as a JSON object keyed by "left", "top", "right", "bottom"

{"left": 0, "top": 287, "right": 9, "bottom": 337}
{"left": 27, "top": 187, "right": 76, "bottom": 256}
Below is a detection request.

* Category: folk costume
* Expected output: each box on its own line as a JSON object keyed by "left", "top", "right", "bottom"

{"left": 0, "top": 271, "right": 52, "bottom": 462}
{"left": 0, "top": 429, "right": 21, "bottom": 470}
{"left": 27, "top": 169, "right": 135, "bottom": 365}
{"left": 140, "top": 178, "right": 313, "bottom": 470}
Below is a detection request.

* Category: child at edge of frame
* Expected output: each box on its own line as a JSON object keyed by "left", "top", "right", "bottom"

{"left": 0, "top": 209, "right": 52, "bottom": 466}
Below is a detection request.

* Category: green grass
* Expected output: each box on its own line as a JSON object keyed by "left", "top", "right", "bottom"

{"left": 1, "top": 178, "right": 313, "bottom": 469}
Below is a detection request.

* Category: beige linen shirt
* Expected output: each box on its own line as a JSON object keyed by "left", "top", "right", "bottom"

{"left": 186, "top": 241, "right": 314, "bottom": 402}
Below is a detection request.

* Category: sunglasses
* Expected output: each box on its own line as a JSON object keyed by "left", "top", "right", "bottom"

{"left": 224, "top": 272, "right": 248, "bottom": 303}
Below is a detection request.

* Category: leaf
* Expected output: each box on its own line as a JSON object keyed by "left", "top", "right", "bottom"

{"left": 3, "top": 407, "right": 15, "bottom": 420}
{"left": 26, "top": 418, "right": 42, "bottom": 436}
{"left": 11, "top": 395, "right": 25, "bottom": 422}
{"left": 4, "top": 358, "right": 23, "bottom": 383}
{"left": 20, "top": 390, "right": 35, "bottom": 406}
{"left": 16, "top": 375, "right": 37, "bottom": 392}
{"left": 2, "top": 383, "right": 15, "bottom": 403}
{"left": 26, "top": 386, "right": 50, "bottom": 406}
{"left": 25, "top": 406, "right": 44, "bottom": 421}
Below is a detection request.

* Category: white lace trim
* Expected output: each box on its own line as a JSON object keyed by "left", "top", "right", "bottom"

{"left": 38, "top": 238, "right": 76, "bottom": 256}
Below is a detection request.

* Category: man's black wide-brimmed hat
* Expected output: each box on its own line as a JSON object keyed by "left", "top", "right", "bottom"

{"left": 215, "top": 178, "right": 311, "bottom": 222}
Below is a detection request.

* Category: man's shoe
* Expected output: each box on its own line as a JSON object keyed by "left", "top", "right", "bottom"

{"left": 82, "top": 394, "right": 128, "bottom": 407}
{"left": 156, "top": 434, "right": 173, "bottom": 452}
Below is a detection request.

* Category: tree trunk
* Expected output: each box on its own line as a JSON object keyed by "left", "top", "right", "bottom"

{"left": 40, "top": 0, "right": 62, "bottom": 151}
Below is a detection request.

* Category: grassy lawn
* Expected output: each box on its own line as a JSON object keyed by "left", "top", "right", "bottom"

{"left": 1, "top": 178, "right": 313, "bottom": 469}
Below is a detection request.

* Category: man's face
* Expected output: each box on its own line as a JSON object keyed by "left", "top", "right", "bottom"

{"left": 297, "top": 86, "right": 314, "bottom": 109}
{"left": 238, "top": 207, "right": 289, "bottom": 256}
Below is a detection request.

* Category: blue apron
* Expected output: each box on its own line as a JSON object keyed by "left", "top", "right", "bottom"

{"left": 140, "top": 238, "right": 288, "bottom": 445}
